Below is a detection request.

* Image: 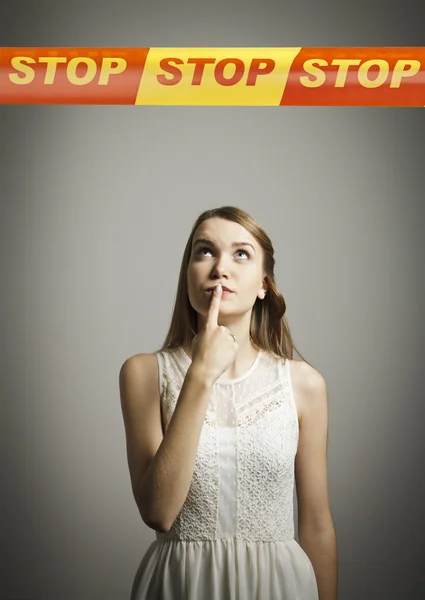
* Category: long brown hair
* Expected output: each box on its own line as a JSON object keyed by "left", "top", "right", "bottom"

{"left": 157, "top": 206, "right": 312, "bottom": 366}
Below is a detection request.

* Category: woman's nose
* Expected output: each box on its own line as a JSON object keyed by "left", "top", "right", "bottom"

{"left": 211, "top": 257, "right": 230, "bottom": 277}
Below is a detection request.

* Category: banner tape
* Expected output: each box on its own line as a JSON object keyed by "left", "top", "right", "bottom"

{"left": 1, "top": 47, "right": 424, "bottom": 105}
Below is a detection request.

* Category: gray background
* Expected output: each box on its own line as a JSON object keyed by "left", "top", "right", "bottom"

{"left": 1, "top": 1, "right": 424, "bottom": 599}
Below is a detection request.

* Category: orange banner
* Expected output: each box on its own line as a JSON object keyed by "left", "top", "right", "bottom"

{"left": 0, "top": 48, "right": 149, "bottom": 104}
{"left": 279, "top": 47, "right": 425, "bottom": 105}
{"left": 0, "top": 47, "right": 424, "bottom": 105}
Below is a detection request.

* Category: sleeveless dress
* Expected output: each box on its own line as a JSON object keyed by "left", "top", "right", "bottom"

{"left": 130, "top": 347, "right": 319, "bottom": 600}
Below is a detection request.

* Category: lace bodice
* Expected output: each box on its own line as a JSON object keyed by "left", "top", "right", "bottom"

{"left": 155, "top": 347, "right": 299, "bottom": 543}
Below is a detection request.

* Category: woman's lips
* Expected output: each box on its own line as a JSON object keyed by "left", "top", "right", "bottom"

{"left": 205, "top": 288, "right": 233, "bottom": 295}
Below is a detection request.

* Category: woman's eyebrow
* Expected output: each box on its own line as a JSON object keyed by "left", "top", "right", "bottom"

{"left": 193, "top": 238, "right": 256, "bottom": 253}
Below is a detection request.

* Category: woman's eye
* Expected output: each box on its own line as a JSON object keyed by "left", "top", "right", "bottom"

{"left": 196, "top": 247, "right": 249, "bottom": 259}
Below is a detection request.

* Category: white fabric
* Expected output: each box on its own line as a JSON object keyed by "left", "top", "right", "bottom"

{"left": 130, "top": 347, "right": 319, "bottom": 599}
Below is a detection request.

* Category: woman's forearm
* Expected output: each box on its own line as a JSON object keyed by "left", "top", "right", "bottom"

{"left": 137, "top": 363, "right": 213, "bottom": 531}
{"left": 299, "top": 526, "right": 338, "bottom": 600}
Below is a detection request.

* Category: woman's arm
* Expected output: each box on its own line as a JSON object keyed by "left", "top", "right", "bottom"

{"left": 119, "top": 354, "right": 214, "bottom": 532}
{"left": 294, "top": 363, "right": 338, "bottom": 600}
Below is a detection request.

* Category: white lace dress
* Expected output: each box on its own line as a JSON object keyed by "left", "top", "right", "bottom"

{"left": 130, "top": 347, "right": 319, "bottom": 600}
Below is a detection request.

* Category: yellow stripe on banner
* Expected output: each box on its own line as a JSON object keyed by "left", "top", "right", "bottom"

{"left": 135, "top": 48, "right": 302, "bottom": 105}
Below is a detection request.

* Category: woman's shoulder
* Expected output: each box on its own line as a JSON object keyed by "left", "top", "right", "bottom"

{"left": 119, "top": 352, "right": 160, "bottom": 384}
{"left": 285, "top": 358, "right": 327, "bottom": 420}
{"left": 287, "top": 358, "right": 326, "bottom": 390}
{"left": 121, "top": 351, "right": 159, "bottom": 365}
{"left": 119, "top": 348, "right": 179, "bottom": 384}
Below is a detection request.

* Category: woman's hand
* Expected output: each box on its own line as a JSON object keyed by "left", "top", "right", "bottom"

{"left": 190, "top": 283, "right": 239, "bottom": 384}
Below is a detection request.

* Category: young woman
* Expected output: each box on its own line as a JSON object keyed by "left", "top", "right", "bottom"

{"left": 119, "top": 206, "right": 338, "bottom": 599}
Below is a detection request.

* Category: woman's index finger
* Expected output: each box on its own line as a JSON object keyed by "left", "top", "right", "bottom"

{"left": 206, "top": 284, "right": 222, "bottom": 326}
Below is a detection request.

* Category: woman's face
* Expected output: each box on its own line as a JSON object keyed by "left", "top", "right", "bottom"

{"left": 186, "top": 218, "right": 267, "bottom": 322}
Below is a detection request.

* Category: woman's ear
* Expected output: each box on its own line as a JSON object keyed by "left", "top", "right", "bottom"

{"left": 258, "top": 279, "right": 268, "bottom": 299}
